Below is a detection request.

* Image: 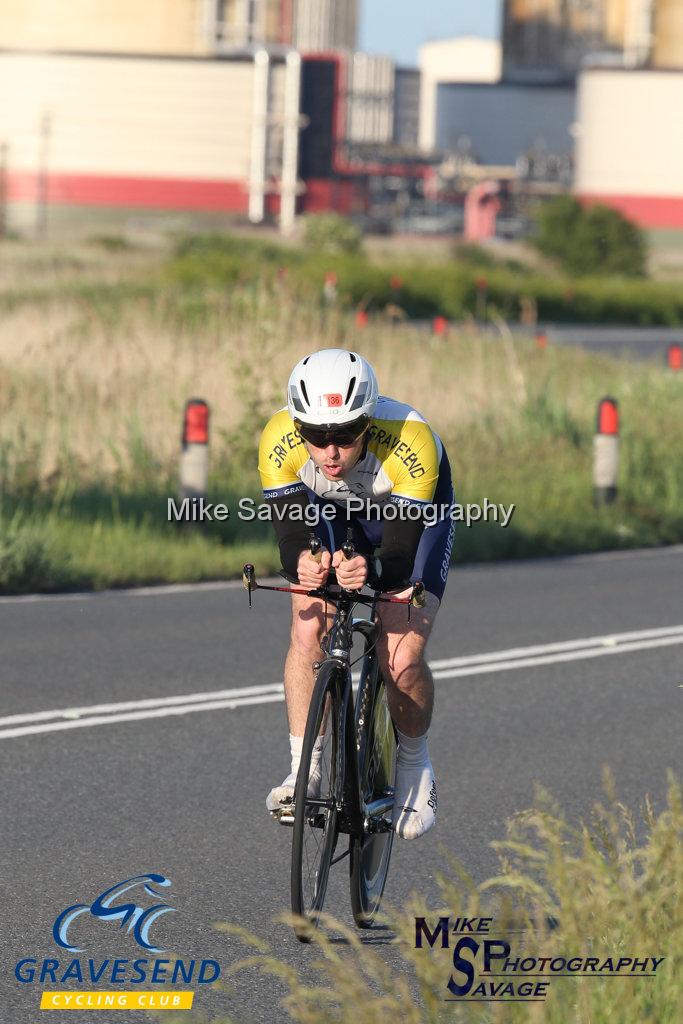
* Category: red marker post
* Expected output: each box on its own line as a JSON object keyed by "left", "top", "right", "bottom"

{"left": 355, "top": 309, "right": 368, "bottom": 328}
{"left": 593, "top": 397, "right": 619, "bottom": 506}
{"left": 536, "top": 331, "right": 548, "bottom": 350}
{"left": 432, "top": 315, "right": 448, "bottom": 336}
{"left": 179, "top": 399, "right": 210, "bottom": 503}
{"left": 667, "top": 343, "right": 682, "bottom": 371}
{"left": 323, "top": 271, "right": 338, "bottom": 306}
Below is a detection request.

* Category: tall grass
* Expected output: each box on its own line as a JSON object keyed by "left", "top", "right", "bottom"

{"left": 2, "top": 239, "right": 683, "bottom": 592}
{"left": 165, "top": 774, "right": 681, "bottom": 1024}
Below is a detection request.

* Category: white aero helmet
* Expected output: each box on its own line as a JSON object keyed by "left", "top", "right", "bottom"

{"left": 287, "top": 349, "right": 378, "bottom": 427}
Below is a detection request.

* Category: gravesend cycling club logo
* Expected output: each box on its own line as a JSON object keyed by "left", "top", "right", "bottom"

{"left": 53, "top": 873, "right": 175, "bottom": 953}
{"left": 14, "top": 871, "right": 221, "bottom": 1012}
{"left": 414, "top": 914, "right": 666, "bottom": 1004}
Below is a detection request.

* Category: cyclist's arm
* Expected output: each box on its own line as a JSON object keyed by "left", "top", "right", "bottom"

{"left": 367, "top": 516, "right": 424, "bottom": 590}
{"left": 258, "top": 410, "right": 313, "bottom": 576}
{"left": 369, "top": 419, "right": 441, "bottom": 590}
{"left": 267, "top": 491, "right": 318, "bottom": 578}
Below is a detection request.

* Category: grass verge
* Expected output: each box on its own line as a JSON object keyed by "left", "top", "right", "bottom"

{"left": 166, "top": 773, "right": 681, "bottom": 1023}
{"left": 2, "top": 240, "right": 683, "bottom": 593}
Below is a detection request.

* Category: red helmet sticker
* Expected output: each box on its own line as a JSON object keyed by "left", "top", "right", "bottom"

{"left": 323, "top": 393, "right": 343, "bottom": 407}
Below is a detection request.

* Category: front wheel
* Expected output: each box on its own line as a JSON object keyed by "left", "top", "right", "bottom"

{"left": 349, "top": 667, "right": 396, "bottom": 928}
{"left": 291, "top": 661, "right": 342, "bottom": 941}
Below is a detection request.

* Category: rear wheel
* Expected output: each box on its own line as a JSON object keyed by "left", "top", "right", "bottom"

{"left": 291, "top": 661, "right": 342, "bottom": 941}
{"left": 349, "top": 666, "right": 396, "bottom": 927}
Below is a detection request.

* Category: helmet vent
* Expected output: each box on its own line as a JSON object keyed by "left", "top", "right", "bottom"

{"left": 349, "top": 352, "right": 357, "bottom": 362}
{"left": 299, "top": 379, "right": 310, "bottom": 407}
{"left": 345, "top": 376, "right": 356, "bottom": 404}
{"left": 302, "top": 356, "right": 310, "bottom": 365}
{"left": 289, "top": 385, "right": 305, "bottom": 414}
{"left": 349, "top": 382, "right": 368, "bottom": 411}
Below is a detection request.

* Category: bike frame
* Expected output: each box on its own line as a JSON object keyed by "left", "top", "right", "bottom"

{"left": 308, "top": 591, "right": 389, "bottom": 840}
{"left": 242, "top": 563, "right": 421, "bottom": 835}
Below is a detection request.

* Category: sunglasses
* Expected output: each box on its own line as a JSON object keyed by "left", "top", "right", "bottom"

{"left": 295, "top": 417, "right": 369, "bottom": 449}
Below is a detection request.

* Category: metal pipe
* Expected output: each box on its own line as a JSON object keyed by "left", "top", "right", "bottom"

{"left": 248, "top": 48, "right": 269, "bottom": 223}
{"left": 280, "top": 49, "right": 301, "bottom": 234}
{"left": 200, "top": 0, "right": 220, "bottom": 49}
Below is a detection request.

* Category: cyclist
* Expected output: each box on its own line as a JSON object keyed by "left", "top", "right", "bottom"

{"left": 259, "top": 349, "right": 454, "bottom": 840}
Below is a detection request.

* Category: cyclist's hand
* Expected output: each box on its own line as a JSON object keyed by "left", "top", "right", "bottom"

{"left": 297, "top": 548, "right": 331, "bottom": 589}
{"left": 332, "top": 550, "right": 368, "bottom": 590}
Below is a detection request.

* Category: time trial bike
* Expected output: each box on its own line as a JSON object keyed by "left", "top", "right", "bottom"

{"left": 243, "top": 533, "right": 425, "bottom": 942}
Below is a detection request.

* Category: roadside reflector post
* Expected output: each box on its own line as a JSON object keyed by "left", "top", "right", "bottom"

{"left": 536, "top": 331, "right": 548, "bottom": 350}
{"left": 593, "top": 396, "right": 619, "bottom": 506}
{"left": 323, "top": 271, "right": 337, "bottom": 305}
{"left": 667, "top": 343, "right": 682, "bottom": 371}
{"left": 355, "top": 309, "right": 368, "bottom": 328}
{"left": 433, "top": 315, "right": 448, "bottom": 336}
{"left": 180, "top": 399, "right": 209, "bottom": 504}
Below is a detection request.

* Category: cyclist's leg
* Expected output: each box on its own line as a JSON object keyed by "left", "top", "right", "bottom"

{"left": 374, "top": 505, "right": 454, "bottom": 838}
{"left": 284, "top": 502, "right": 346, "bottom": 734}
{"left": 267, "top": 592, "right": 333, "bottom": 811}
{"left": 268, "top": 503, "right": 343, "bottom": 811}
{"left": 285, "top": 592, "right": 332, "bottom": 735}
{"left": 376, "top": 588, "right": 439, "bottom": 734}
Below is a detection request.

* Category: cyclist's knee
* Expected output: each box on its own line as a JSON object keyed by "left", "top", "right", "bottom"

{"left": 378, "top": 638, "right": 429, "bottom": 689}
{"left": 290, "top": 602, "right": 326, "bottom": 653}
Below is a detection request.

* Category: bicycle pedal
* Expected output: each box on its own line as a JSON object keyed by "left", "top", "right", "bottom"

{"left": 270, "top": 805, "right": 295, "bottom": 826}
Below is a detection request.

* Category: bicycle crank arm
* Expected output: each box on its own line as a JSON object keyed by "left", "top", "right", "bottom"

{"left": 363, "top": 796, "right": 395, "bottom": 825}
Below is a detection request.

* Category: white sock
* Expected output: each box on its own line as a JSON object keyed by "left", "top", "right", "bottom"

{"left": 392, "top": 729, "right": 437, "bottom": 840}
{"left": 396, "top": 729, "right": 429, "bottom": 768}
{"left": 290, "top": 733, "right": 323, "bottom": 778}
{"left": 266, "top": 734, "right": 323, "bottom": 812}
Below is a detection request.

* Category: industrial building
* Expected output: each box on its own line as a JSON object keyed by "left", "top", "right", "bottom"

{"left": 418, "top": 0, "right": 683, "bottom": 230}
{"left": 393, "top": 68, "right": 420, "bottom": 150}
{"left": 434, "top": 82, "right": 574, "bottom": 168}
{"left": 418, "top": 37, "right": 502, "bottom": 152}
{"left": 0, "top": 49, "right": 301, "bottom": 232}
{"left": 0, "top": 0, "right": 393, "bottom": 233}
{"left": 503, "top": 0, "right": 683, "bottom": 75}
{"left": 0, "top": 0, "right": 359, "bottom": 55}
{"left": 574, "top": 66, "right": 683, "bottom": 227}
{"left": 2, "top": 0, "right": 682, "bottom": 234}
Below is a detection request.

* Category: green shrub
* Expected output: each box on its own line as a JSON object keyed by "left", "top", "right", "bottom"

{"left": 0, "top": 514, "right": 75, "bottom": 593}
{"left": 303, "top": 213, "right": 363, "bottom": 255}
{"left": 535, "top": 196, "right": 647, "bottom": 278}
{"left": 87, "top": 234, "right": 135, "bottom": 252}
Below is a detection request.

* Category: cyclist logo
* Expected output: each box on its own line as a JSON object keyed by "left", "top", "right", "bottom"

{"left": 53, "top": 873, "right": 175, "bottom": 954}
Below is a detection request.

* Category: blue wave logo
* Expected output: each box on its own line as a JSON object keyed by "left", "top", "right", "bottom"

{"left": 53, "top": 873, "right": 175, "bottom": 953}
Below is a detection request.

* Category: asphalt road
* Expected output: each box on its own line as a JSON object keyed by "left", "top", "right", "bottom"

{"left": 1, "top": 547, "right": 681, "bottom": 1023}
{"left": 537, "top": 325, "right": 683, "bottom": 363}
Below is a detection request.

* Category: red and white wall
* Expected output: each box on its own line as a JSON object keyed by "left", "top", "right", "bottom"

{"left": 575, "top": 67, "right": 683, "bottom": 229}
{"left": 0, "top": 50, "right": 300, "bottom": 230}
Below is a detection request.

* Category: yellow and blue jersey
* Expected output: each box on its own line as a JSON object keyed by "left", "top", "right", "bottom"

{"left": 258, "top": 397, "right": 443, "bottom": 508}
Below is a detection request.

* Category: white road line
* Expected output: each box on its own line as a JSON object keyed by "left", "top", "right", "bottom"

{"left": 1, "top": 624, "right": 681, "bottom": 741}
{"left": 0, "top": 683, "right": 286, "bottom": 728}
{"left": 0, "top": 693, "right": 287, "bottom": 741}
{"left": 431, "top": 634, "right": 683, "bottom": 679}
{"left": 428, "top": 624, "right": 683, "bottom": 670}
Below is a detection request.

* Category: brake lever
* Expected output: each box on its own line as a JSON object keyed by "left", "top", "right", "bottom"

{"left": 341, "top": 526, "right": 355, "bottom": 561}
{"left": 309, "top": 535, "right": 322, "bottom": 563}
{"left": 242, "top": 563, "right": 256, "bottom": 607}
